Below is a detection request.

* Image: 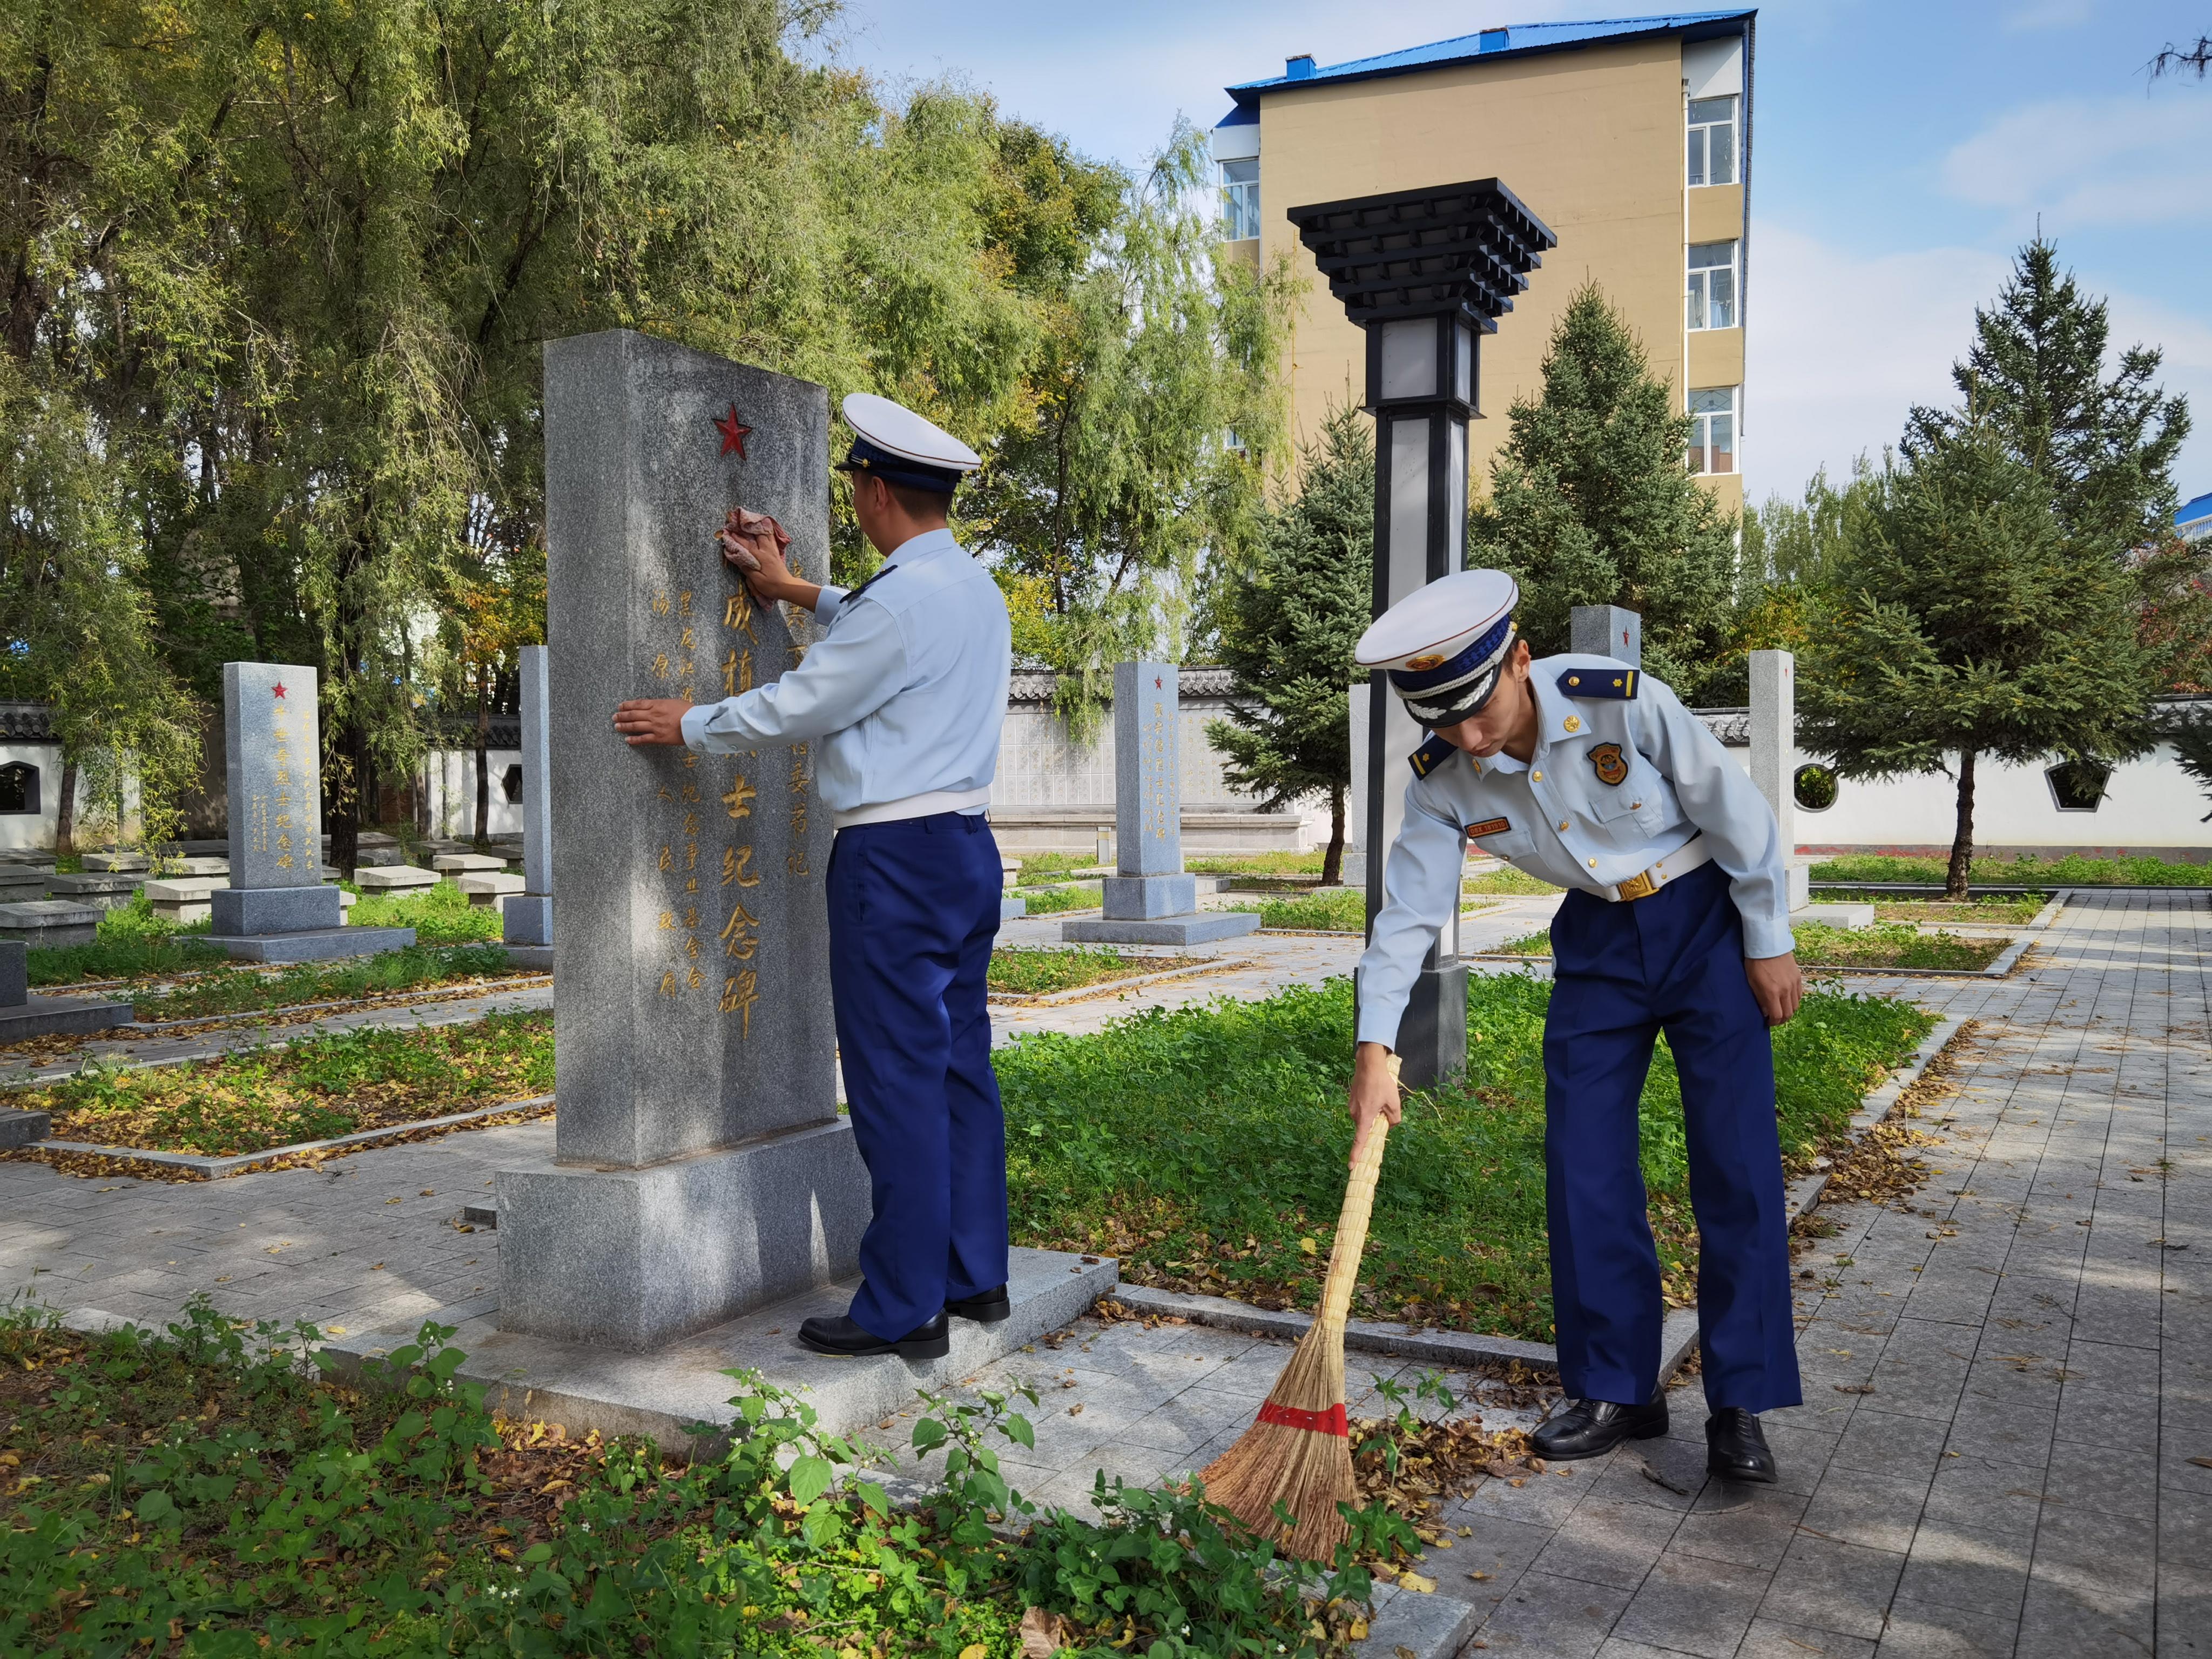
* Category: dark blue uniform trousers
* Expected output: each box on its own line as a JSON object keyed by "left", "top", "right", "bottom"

{"left": 827, "top": 811, "right": 1009, "bottom": 1341}
{"left": 1544, "top": 860, "right": 1803, "bottom": 1413}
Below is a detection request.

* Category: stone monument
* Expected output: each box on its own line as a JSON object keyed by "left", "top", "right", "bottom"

{"left": 1061, "top": 663, "right": 1259, "bottom": 947}
{"left": 495, "top": 328, "right": 867, "bottom": 1352}
{"left": 0, "top": 937, "right": 131, "bottom": 1043}
{"left": 502, "top": 643, "right": 554, "bottom": 968}
{"left": 1747, "top": 648, "right": 1853, "bottom": 924}
{"left": 1570, "top": 603, "right": 1642, "bottom": 667}
{"left": 205, "top": 663, "right": 414, "bottom": 962}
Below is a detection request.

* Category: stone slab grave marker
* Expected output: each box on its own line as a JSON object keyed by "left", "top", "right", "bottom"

{"left": 495, "top": 328, "right": 868, "bottom": 1352}
{"left": 0, "top": 935, "right": 130, "bottom": 1043}
{"left": 1061, "top": 663, "right": 1259, "bottom": 947}
{"left": 206, "top": 663, "right": 415, "bottom": 962}
{"left": 501, "top": 642, "right": 553, "bottom": 967}
{"left": 1749, "top": 648, "right": 1867, "bottom": 928}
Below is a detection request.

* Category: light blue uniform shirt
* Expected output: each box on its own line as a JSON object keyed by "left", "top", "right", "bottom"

{"left": 1355, "top": 655, "right": 1793, "bottom": 1048}
{"left": 679, "top": 528, "right": 1012, "bottom": 827}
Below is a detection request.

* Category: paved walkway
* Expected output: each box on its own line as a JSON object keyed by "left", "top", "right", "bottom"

{"left": 1, "top": 892, "right": 2202, "bottom": 1656}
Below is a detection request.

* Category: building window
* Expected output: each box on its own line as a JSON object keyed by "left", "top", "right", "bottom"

{"left": 1687, "top": 95, "right": 1737, "bottom": 187}
{"left": 1221, "top": 158, "right": 1260, "bottom": 241}
{"left": 2046, "top": 760, "right": 2110, "bottom": 812}
{"left": 1793, "top": 763, "right": 1838, "bottom": 813}
{"left": 1688, "top": 387, "right": 1737, "bottom": 475}
{"left": 0, "top": 761, "right": 37, "bottom": 814}
{"left": 1687, "top": 241, "right": 1737, "bottom": 330}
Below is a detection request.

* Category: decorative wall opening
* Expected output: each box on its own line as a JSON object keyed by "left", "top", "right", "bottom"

{"left": 1793, "top": 763, "right": 1838, "bottom": 813}
{"left": 2046, "top": 760, "right": 2110, "bottom": 813}
{"left": 502, "top": 764, "right": 524, "bottom": 804}
{"left": 0, "top": 761, "right": 39, "bottom": 814}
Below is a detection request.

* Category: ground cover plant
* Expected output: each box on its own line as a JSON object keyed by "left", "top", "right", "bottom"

{"left": 1461, "top": 864, "right": 1561, "bottom": 895}
{"left": 1001, "top": 974, "right": 1931, "bottom": 1341}
{"left": 1819, "top": 891, "right": 2049, "bottom": 925}
{"left": 129, "top": 945, "right": 534, "bottom": 1022}
{"left": 1011, "top": 881, "right": 1103, "bottom": 915}
{"left": 1184, "top": 851, "right": 1328, "bottom": 876}
{"left": 25, "top": 895, "right": 227, "bottom": 986}
{"left": 989, "top": 948, "right": 1189, "bottom": 997}
{"left": 344, "top": 880, "right": 505, "bottom": 944}
{"left": 0, "top": 1298, "right": 1395, "bottom": 1656}
{"left": 1017, "top": 852, "right": 1099, "bottom": 883}
{"left": 9, "top": 1011, "right": 554, "bottom": 1158}
{"left": 1488, "top": 922, "right": 2006, "bottom": 973}
{"left": 1810, "top": 852, "right": 2212, "bottom": 887}
{"left": 1227, "top": 891, "right": 1504, "bottom": 933}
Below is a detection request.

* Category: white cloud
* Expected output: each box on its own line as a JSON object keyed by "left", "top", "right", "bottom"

{"left": 1941, "top": 93, "right": 2212, "bottom": 230}
{"left": 1744, "top": 222, "right": 2212, "bottom": 503}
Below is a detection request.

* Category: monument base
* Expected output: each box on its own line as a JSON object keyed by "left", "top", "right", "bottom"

{"left": 205, "top": 925, "right": 416, "bottom": 963}
{"left": 1793, "top": 901, "right": 1876, "bottom": 930}
{"left": 0, "top": 1108, "right": 51, "bottom": 1148}
{"left": 1393, "top": 959, "right": 1469, "bottom": 1090}
{"left": 0, "top": 993, "right": 134, "bottom": 1043}
{"left": 999, "top": 894, "right": 1027, "bottom": 922}
{"left": 496, "top": 1118, "right": 873, "bottom": 1352}
{"left": 1101, "top": 874, "right": 1195, "bottom": 918}
{"left": 504, "top": 945, "right": 555, "bottom": 971}
{"left": 1062, "top": 912, "right": 1262, "bottom": 946}
{"left": 1785, "top": 858, "right": 1812, "bottom": 912}
{"left": 212, "top": 884, "right": 343, "bottom": 935}
{"left": 326, "top": 1246, "right": 1117, "bottom": 1454}
{"left": 502, "top": 894, "right": 552, "bottom": 946}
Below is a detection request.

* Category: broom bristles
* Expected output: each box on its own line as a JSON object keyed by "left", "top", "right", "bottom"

{"left": 1199, "top": 1079, "right": 1395, "bottom": 1562}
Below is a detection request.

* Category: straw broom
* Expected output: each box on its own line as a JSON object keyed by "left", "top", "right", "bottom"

{"left": 1199, "top": 1057, "right": 1399, "bottom": 1562}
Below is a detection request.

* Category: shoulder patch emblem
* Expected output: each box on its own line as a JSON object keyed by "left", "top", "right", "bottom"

{"left": 1407, "top": 734, "right": 1457, "bottom": 779}
{"left": 1465, "top": 816, "right": 1511, "bottom": 839}
{"left": 1559, "top": 668, "right": 1638, "bottom": 700}
{"left": 1589, "top": 743, "right": 1629, "bottom": 786}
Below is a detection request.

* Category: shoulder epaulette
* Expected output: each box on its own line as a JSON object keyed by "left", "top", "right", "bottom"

{"left": 1557, "top": 667, "right": 1638, "bottom": 700}
{"left": 841, "top": 564, "right": 893, "bottom": 605}
{"left": 1407, "top": 734, "right": 1457, "bottom": 779}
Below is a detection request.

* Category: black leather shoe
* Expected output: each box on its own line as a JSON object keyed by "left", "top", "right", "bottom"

{"left": 945, "top": 1284, "right": 1011, "bottom": 1324}
{"left": 1531, "top": 1394, "right": 1670, "bottom": 1461}
{"left": 797, "top": 1312, "right": 951, "bottom": 1360}
{"left": 1705, "top": 1408, "right": 1778, "bottom": 1483}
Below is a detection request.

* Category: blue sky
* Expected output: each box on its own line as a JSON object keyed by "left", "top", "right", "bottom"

{"left": 824, "top": 0, "right": 2212, "bottom": 511}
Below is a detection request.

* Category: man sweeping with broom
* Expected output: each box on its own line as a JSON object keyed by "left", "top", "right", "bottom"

{"left": 1348, "top": 569, "right": 1804, "bottom": 1483}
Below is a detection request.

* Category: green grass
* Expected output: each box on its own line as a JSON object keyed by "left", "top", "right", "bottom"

{"left": 1819, "top": 893, "right": 2050, "bottom": 925}
{"left": 1183, "top": 850, "right": 1332, "bottom": 876}
{"left": 130, "top": 943, "right": 524, "bottom": 1022}
{"left": 1001, "top": 973, "right": 1932, "bottom": 1340}
{"left": 0, "top": 1299, "right": 1382, "bottom": 1658}
{"left": 1493, "top": 921, "right": 2007, "bottom": 973}
{"left": 1226, "top": 890, "right": 1369, "bottom": 931}
{"left": 345, "top": 878, "right": 505, "bottom": 943}
{"left": 1015, "top": 851, "right": 1097, "bottom": 883}
{"left": 1462, "top": 864, "right": 1563, "bottom": 895}
{"left": 25, "top": 895, "right": 227, "bottom": 987}
{"left": 1010, "top": 881, "right": 1102, "bottom": 915}
{"left": 1811, "top": 852, "right": 2212, "bottom": 887}
{"left": 989, "top": 947, "right": 1182, "bottom": 996}
{"left": 17, "top": 1011, "right": 555, "bottom": 1156}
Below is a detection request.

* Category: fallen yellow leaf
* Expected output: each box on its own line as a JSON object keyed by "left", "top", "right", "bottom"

{"left": 960, "top": 1647, "right": 988, "bottom": 1659}
{"left": 1400, "top": 1572, "right": 1437, "bottom": 1593}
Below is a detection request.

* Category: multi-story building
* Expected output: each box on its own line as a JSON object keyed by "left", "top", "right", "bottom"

{"left": 1214, "top": 9, "right": 1755, "bottom": 515}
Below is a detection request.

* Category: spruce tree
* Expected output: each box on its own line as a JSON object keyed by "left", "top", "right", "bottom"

{"left": 1799, "top": 423, "right": 2157, "bottom": 896}
{"left": 1206, "top": 405, "right": 1373, "bottom": 883}
{"left": 1468, "top": 284, "right": 1738, "bottom": 700}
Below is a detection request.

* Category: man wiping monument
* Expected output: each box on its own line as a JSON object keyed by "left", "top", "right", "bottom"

{"left": 1347, "top": 568, "right": 1806, "bottom": 1485}
{"left": 613, "top": 393, "right": 1014, "bottom": 1364}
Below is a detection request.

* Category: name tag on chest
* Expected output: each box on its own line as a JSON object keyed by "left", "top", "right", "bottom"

{"left": 1465, "top": 816, "right": 1512, "bottom": 840}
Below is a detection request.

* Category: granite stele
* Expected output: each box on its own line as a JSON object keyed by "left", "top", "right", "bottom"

{"left": 1062, "top": 662, "right": 1260, "bottom": 947}
{"left": 501, "top": 643, "right": 553, "bottom": 970}
{"left": 207, "top": 662, "right": 414, "bottom": 962}
{"left": 0, "top": 936, "right": 130, "bottom": 1046}
{"left": 495, "top": 329, "right": 868, "bottom": 1352}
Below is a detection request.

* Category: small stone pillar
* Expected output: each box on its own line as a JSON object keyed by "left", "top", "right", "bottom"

{"left": 1570, "top": 604, "right": 1642, "bottom": 667}
{"left": 502, "top": 644, "right": 554, "bottom": 963}
{"left": 1748, "top": 649, "right": 1811, "bottom": 911}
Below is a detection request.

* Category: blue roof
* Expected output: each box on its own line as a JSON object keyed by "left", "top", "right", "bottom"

{"left": 2180, "top": 491, "right": 2212, "bottom": 529}
{"left": 1224, "top": 10, "right": 1755, "bottom": 109}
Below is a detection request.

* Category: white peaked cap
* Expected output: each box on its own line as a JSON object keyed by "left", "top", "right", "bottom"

{"left": 841, "top": 393, "right": 981, "bottom": 474}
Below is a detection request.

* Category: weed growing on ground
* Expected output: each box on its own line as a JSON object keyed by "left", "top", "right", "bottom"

{"left": 1010, "top": 881, "right": 1103, "bottom": 916}
{"left": 1492, "top": 922, "right": 2007, "bottom": 972}
{"left": 130, "top": 943, "right": 524, "bottom": 1021}
{"left": 989, "top": 948, "right": 1184, "bottom": 996}
{"left": 26, "top": 896, "right": 227, "bottom": 986}
{"left": 344, "top": 879, "right": 504, "bottom": 943}
{"left": 1811, "top": 852, "right": 2212, "bottom": 887}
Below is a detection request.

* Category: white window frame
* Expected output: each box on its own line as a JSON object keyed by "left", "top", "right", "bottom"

{"left": 1220, "top": 158, "right": 1259, "bottom": 241}
{"left": 1687, "top": 387, "right": 1737, "bottom": 475}
{"left": 1686, "top": 95, "right": 1737, "bottom": 188}
{"left": 1687, "top": 241, "right": 1738, "bottom": 332}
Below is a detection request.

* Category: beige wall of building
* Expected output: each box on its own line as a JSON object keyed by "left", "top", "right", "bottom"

{"left": 1224, "top": 26, "right": 1747, "bottom": 517}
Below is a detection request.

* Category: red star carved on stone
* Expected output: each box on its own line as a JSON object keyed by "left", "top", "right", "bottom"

{"left": 272, "top": 682, "right": 287, "bottom": 699}
{"left": 1155, "top": 676, "right": 1164, "bottom": 689}
{"left": 712, "top": 404, "right": 753, "bottom": 459}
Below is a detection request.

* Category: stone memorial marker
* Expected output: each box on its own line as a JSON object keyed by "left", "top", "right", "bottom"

{"left": 495, "top": 327, "right": 865, "bottom": 1352}
{"left": 1570, "top": 603, "right": 1642, "bottom": 667}
{"left": 206, "top": 662, "right": 414, "bottom": 961}
{"left": 0, "top": 935, "right": 130, "bottom": 1042}
{"left": 503, "top": 643, "right": 554, "bottom": 965}
{"left": 1062, "top": 663, "right": 1259, "bottom": 947}
{"left": 1748, "top": 648, "right": 1837, "bottom": 921}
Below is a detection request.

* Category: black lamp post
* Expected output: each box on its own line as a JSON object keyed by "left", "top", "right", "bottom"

{"left": 1286, "top": 178, "right": 1556, "bottom": 1087}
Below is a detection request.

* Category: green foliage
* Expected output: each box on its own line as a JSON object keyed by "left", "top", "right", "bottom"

{"left": 1811, "top": 851, "right": 2212, "bottom": 887}
{"left": 988, "top": 946, "right": 1165, "bottom": 995}
{"left": 1226, "top": 891, "right": 1371, "bottom": 932}
{"left": 0, "top": 1297, "right": 1376, "bottom": 1655}
{"left": 1468, "top": 285, "right": 1738, "bottom": 702}
{"left": 2164, "top": 707, "right": 2212, "bottom": 822}
{"left": 345, "top": 879, "right": 505, "bottom": 943}
{"left": 1208, "top": 403, "right": 1373, "bottom": 882}
{"left": 1495, "top": 922, "right": 2005, "bottom": 973}
{"left": 1010, "top": 881, "right": 1104, "bottom": 916}
{"left": 999, "top": 974, "right": 1930, "bottom": 1339}
{"left": 131, "top": 943, "right": 518, "bottom": 1021}
{"left": 26, "top": 903, "right": 227, "bottom": 987}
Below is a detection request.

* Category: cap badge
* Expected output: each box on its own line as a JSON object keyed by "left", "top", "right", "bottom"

{"left": 1590, "top": 743, "right": 1629, "bottom": 786}
{"left": 1406, "top": 652, "right": 1448, "bottom": 672}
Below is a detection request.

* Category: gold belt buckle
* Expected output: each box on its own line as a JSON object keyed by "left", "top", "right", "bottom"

{"left": 1615, "top": 868, "right": 1659, "bottom": 901}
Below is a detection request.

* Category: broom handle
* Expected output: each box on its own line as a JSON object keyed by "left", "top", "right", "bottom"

{"left": 1317, "top": 1056, "right": 1400, "bottom": 1332}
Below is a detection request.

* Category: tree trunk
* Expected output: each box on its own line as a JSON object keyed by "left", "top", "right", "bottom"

{"left": 474, "top": 668, "right": 490, "bottom": 845}
{"left": 55, "top": 754, "right": 77, "bottom": 857}
{"left": 1946, "top": 750, "right": 1977, "bottom": 900}
{"left": 1321, "top": 784, "right": 1346, "bottom": 886}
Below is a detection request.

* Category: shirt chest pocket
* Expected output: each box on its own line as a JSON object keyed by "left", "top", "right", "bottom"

{"left": 1466, "top": 817, "right": 1538, "bottom": 862}
{"left": 1583, "top": 757, "right": 1670, "bottom": 839}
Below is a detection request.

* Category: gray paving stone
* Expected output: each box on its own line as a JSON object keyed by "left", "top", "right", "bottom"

{"left": 1739, "top": 1616, "right": 1877, "bottom": 1658}
{"left": 1610, "top": 1550, "right": 1766, "bottom": 1658}
{"left": 1530, "top": 1496, "right": 1683, "bottom": 1591}
{"left": 1798, "top": 1464, "right": 1933, "bottom": 1554}
{"left": 1474, "top": 1570, "right": 1634, "bottom": 1659}
{"left": 1758, "top": 1535, "right": 1907, "bottom": 1641}
{"left": 1877, "top": 1597, "right": 2021, "bottom": 1656}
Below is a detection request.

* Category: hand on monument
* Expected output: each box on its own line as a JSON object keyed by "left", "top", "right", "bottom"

{"left": 1346, "top": 1041, "right": 1402, "bottom": 1170}
{"left": 613, "top": 698, "right": 691, "bottom": 746}
{"left": 1745, "top": 951, "right": 1804, "bottom": 1026}
{"left": 718, "top": 508, "right": 793, "bottom": 597}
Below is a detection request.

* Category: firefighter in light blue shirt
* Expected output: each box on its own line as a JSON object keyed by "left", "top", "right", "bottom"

{"left": 1346, "top": 569, "right": 1805, "bottom": 1485}
{"left": 615, "top": 393, "right": 1014, "bottom": 1364}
